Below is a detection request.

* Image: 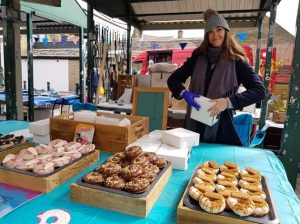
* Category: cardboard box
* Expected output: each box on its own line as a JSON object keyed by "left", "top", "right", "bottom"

{"left": 29, "top": 118, "right": 49, "bottom": 135}
{"left": 190, "top": 96, "right": 218, "bottom": 126}
{"left": 126, "top": 130, "right": 162, "bottom": 153}
{"left": 162, "top": 128, "right": 199, "bottom": 148}
{"left": 33, "top": 134, "right": 50, "bottom": 145}
{"left": 272, "top": 110, "right": 286, "bottom": 123}
{"left": 156, "top": 143, "right": 191, "bottom": 170}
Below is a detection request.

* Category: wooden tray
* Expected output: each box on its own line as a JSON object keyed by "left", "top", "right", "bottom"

{"left": 177, "top": 167, "right": 280, "bottom": 224}
{"left": 71, "top": 163, "right": 172, "bottom": 217}
{"left": 0, "top": 150, "right": 99, "bottom": 193}
{"left": 50, "top": 112, "right": 149, "bottom": 152}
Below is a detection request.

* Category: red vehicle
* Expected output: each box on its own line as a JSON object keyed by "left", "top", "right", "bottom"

{"left": 132, "top": 45, "right": 254, "bottom": 75}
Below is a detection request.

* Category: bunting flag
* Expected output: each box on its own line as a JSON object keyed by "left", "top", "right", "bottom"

{"left": 51, "top": 35, "right": 57, "bottom": 46}
{"left": 72, "top": 36, "right": 79, "bottom": 45}
{"left": 235, "top": 32, "right": 248, "bottom": 43}
{"left": 179, "top": 42, "right": 187, "bottom": 50}
{"left": 151, "top": 42, "right": 159, "bottom": 50}
{"left": 34, "top": 36, "right": 40, "bottom": 43}
{"left": 61, "top": 35, "right": 68, "bottom": 45}
{"left": 42, "top": 37, "right": 48, "bottom": 46}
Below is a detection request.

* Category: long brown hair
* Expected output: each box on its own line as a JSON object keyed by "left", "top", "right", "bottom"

{"left": 193, "top": 31, "right": 248, "bottom": 62}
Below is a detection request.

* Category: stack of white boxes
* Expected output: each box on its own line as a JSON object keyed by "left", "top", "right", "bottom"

{"left": 126, "top": 128, "right": 199, "bottom": 170}
{"left": 29, "top": 118, "right": 50, "bottom": 144}
{"left": 158, "top": 128, "right": 199, "bottom": 170}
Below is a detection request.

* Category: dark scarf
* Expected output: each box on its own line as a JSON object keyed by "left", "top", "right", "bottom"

{"left": 186, "top": 47, "right": 239, "bottom": 142}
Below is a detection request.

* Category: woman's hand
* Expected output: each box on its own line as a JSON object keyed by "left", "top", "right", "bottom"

{"left": 208, "top": 98, "right": 228, "bottom": 117}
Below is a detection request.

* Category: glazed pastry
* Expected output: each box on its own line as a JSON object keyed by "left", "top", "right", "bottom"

{"left": 104, "top": 175, "right": 126, "bottom": 190}
{"left": 132, "top": 155, "right": 150, "bottom": 167}
{"left": 251, "top": 196, "right": 270, "bottom": 216}
{"left": 240, "top": 185, "right": 266, "bottom": 200}
{"left": 217, "top": 172, "right": 238, "bottom": 186}
{"left": 193, "top": 178, "right": 215, "bottom": 192}
{"left": 95, "top": 162, "right": 122, "bottom": 176}
{"left": 216, "top": 180, "right": 239, "bottom": 195}
{"left": 125, "top": 146, "right": 142, "bottom": 159}
{"left": 189, "top": 186, "right": 203, "bottom": 201}
{"left": 240, "top": 167, "right": 262, "bottom": 181}
{"left": 201, "top": 161, "right": 219, "bottom": 173}
{"left": 152, "top": 158, "right": 167, "bottom": 169}
{"left": 196, "top": 168, "right": 217, "bottom": 182}
{"left": 125, "top": 177, "right": 150, "bottom": 193}
{"left": 142, "top": 152, "right": 158, "bottom": 163}
{"left": 220, "top": 162, "right": 240, "bottom": 177}
{"left": 227, "top": 192, "right": 255, "bottom": 216}
{"left": 199, "top": 192, "right": 226, "bottom": 214}
{"left": 83, "top": 172, "right": 105, "bottom": 185}
{"left": 140, "top": 171, "right": 157, "bottom": 183}
{"left": 143, "top": 164, "right": 160, "bottom": 174}
{"left": 239, "top": 176, "right": 262, "bottom": 190}
{"left": 121, "top": 164, "right": 143, "bottom": 180}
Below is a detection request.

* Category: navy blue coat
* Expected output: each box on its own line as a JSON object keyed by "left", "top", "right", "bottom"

{"left": 167, "top": 52, "right": 266, "bottom": 146}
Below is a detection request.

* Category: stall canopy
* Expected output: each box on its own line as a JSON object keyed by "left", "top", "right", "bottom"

{"left": 85, "top": 0, "right": 277, "bottom": 30}
{"left": 0, "top": 0, "right": 87, "bottom": 33}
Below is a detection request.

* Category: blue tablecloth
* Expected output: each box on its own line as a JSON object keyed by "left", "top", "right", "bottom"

{"left": 0, "top": 121, "right": 300, "bottom": 224}
{"left": 0, "top": 94, "right": 79, "bottom": 107}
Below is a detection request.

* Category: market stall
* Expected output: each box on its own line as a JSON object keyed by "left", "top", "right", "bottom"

{"left": 0, "top": 121, "right": 299, "bottom": 224}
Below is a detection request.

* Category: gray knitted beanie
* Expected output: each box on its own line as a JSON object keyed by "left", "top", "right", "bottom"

{"left": 204, "top": 9, "right": 230, "bottom": 34}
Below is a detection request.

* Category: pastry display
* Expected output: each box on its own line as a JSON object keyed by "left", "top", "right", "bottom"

{"left": 0, "top": 134, "right": 27, "bottom": 149}
{"left": 1, "top": 139, "right": 96, "bottom": 175}
{"left": 82, "top": 145, "right": 169, "bottom": 194}
{"left": 187, "top": 161, "right": 270, "bottom": 218}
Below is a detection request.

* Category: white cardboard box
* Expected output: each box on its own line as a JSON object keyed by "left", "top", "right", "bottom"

{"left": 162, "top": 128, "right": 199, "bottom": 148}
{"left": 33, "top": 134, "right": 50, "bottom": 145}
{"left": 29, "top": 118, "right": 50, "bottom": 135}
{"left": 74, "top": 111, "right": 96, "bottom": 123}
{"left": 190, "top": 96, "right": 218, "bottom": 126}
{"left": 156, "top": 143, "right": 191, "bottom": 170}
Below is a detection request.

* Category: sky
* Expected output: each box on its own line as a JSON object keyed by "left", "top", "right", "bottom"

{"left": 143, "top": 0, "right": 299, "bottom": 38}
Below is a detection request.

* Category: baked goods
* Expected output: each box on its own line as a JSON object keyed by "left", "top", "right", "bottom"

{"left": 104, "top": 175, "right": 126, "bottom": 190}
{"left": 199, "top": 191, "right": 226, "bottom": 214}
{"left": 227, "top": 192, "right": 255, "bottom": 216}
{"left": 81, "top": 146, "right": 169, "bottom": 194}
{"left": 1, "top": 139, "right": 96, "bottom": 175}
{"left": 0, "top": 134, "right": 27, "bottom": 149}
{"left": 125, "top": 146, "right": 142, "bottom": 159}
{"left": 96, "top": 162, "right": 122, "bottom": 176}
{"left": 201, "top": 161, "right": 219, "bottom": 173}
{"left": 220, "top": 161, "right": 240, "bottom": 177}
{"left": 83, "top": 172, "right": 105, "bottom": 185}
{"left": 152, "top": 157, "right": 168, "bottom": 169}
{"left": 217, "top": 171, "right": 238, "bottom": 186}
{"left": 125, "top": 177, "right": 150, "bottom": 193}
{"left": 188, "top": 161, "right": 270, "bottom": 218}
{"left": 251, "top": 196, "right": 270, "bottom": 216}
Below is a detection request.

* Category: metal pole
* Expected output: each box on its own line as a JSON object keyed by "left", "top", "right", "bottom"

{"left": 2, "top": 0, "right": 23, "bottom": 120}
{"left": 26, "top": 12, "right": 34, "bottom": 121}
{"left": 258, "top": 0, "right": 279, "bottom": 128}
{"left": 47, "top": 82, "right": 50, "bottom": 91}
{"left": 87, "top": 3, "right": 94, "bottom": 103}
{"left": 79, "top": 27, "right": 84, "bottom": 103}
{"left": 279, "top": 0, "right": 300, "bottom": 189}
{"left": 255, "top": 18, "right": 263, "bottom": 74}
{"left": 126, "top": 18, "right": 131, "bottom": 74}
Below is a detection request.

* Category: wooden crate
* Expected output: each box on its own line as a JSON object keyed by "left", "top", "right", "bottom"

{"left": 117, "top": 75, "right": 137, "bottom": 100}
{"left": 71, "top": 164, "right": 172, "bottom": 218}
{"left": 272, "top": 110, "right": 286, "bottom": 123}
{"left": 0, "top": 142, "right": 34, "bottom": 161}
{"left": 0, "top": 150, "right": 99, "bottom": 193}
{"left": 177, "top": 186, "right": 254, "bottom": 224}
{"left": 50, "top": 112, "right": 149, "bottom": 152}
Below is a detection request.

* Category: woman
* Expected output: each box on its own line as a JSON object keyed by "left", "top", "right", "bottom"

{"left": 167, "top": 9, "right": 265, "bottom": 146}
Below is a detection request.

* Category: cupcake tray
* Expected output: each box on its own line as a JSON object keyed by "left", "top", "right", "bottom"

{"left": 71, "top": 162, "right": 172, "bottom": 217}
{"left": 0, "top": 150, "right": 99, "bottom": 193}
{"left": 177, "top": 166, "right": 280, "bottom": 224}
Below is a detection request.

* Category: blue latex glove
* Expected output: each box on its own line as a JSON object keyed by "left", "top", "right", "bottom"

{"left": 182, "top": 91, "right": 201, "bottom": 110}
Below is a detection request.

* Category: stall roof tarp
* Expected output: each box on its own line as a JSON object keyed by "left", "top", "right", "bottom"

{"left": 86, "top": 0, "right": 279, "bottom": 30}
{"left": 21, "top": 0, "right": 86, "bottom": 28}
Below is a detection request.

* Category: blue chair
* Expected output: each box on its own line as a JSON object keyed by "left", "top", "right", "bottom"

{"left": 233, "top": 113, "right": 267, "bottom": 147}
